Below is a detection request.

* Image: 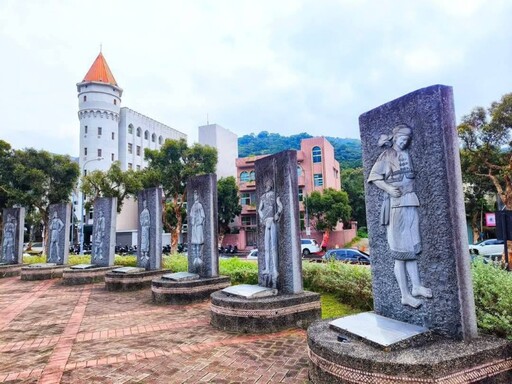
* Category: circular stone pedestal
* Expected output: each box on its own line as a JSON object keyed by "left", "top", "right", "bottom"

{"left": 210, "top": 290, "right": 321, "bottom": 333}
{"left": 307, "top": 320, "right": 512, "bottom": 384}
{"left": 105, "top": 269, "right": 170, "bottom": 291}
{"left": 62, "top": 266, "right": 116, "bottom": 285}
{"left": 21, "top": 264, "right": 67, "bottom": 281}
{"left": 0, "top": 264, "right": 23, "bottom": 278}
{"left": 152, "top": 276, "right": 231, "bottom": 305}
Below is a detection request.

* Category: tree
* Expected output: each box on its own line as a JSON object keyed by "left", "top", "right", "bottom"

{"left": 9, "top": 148, "right": 79, "bottom": 245}
{"left": 304, "top": 188, "right": 351, "bottom": 232}
{"left": 341, "top": 168, "right": 366, "bottom": 228}
{"left": 80, "top": 161, "right": 143, "bottom": 213}
{"left": 458, "top": 93, "right": 512, "bottom": 209}
{"left": 142, "top": 139, "right": 217, "bottom": 250}
{"left": 217, "top": 176, "right": 242, "bottom": 238}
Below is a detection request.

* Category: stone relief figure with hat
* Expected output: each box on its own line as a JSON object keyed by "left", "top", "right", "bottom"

{"left": 368, "top": 124, "right": 432, "bottom": 308}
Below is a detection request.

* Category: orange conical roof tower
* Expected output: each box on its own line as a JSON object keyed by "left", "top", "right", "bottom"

{"left": 82, "top": 52, "right": 118, "bottom": 86}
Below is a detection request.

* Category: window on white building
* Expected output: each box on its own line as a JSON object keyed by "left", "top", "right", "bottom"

{"left": 112, "top": 132, "right": 115, "bottom": 140}
{"left": 84, "top": 147, "right": 87, "bottom": 156}
{"left": 158, "top": 136, "right": 163, "bottom": 145}
{"left": 98, "top": 127, "right": 102, "bottom": 136}
{"left": 83, "top": 96, "right": 87, "bottom": 102}
{"left": 128, "top": 143, "right": 133, "bottom": 154}
{"left": 136, "top": 146, "right": 141, "bottom": 156}
{"left": 114, "top": 99, "right": 117, "bottom": 105}
{"left": 312, "top": 146, "right": 322, "bottom": 163}
{"left": 144, "top": 130, "right": 149, "bottom": 140}
{"left": 84, "top": 126, "right": 88, "bottom": 134}
{"left": 314, "top": 173, "right": 323, "bottom": 186}
{"left": 128, "top": 125, "right": 133, "bottom": 134}
{"left": 128, "top": 163, "right": 132, "bottom": 170}
{"left": 136, "top": 165, "right": 141, "bottom": 171}
{"left": 98, "top": 149, "right": 102, "bottom": 157}
{"left": 111, "top": 153, "right": 114, "bottom": 161}
{"left": 152, "top": 133, "right": 156, "bottom": 142}
{"left": 136, "top": 127, "right": 141, "bottom": 137}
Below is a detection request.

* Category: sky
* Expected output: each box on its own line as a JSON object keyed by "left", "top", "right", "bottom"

{"left": 0, "top": 0, "right": 511, "bottom": 156}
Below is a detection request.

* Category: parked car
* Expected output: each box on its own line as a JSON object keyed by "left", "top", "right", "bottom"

{"left": 246, "top": 249, "right": 258, "bottom": 260}
{"left": 469, "top": 239, "right": 504, "bottom": 257}
{"left": 23, "top": 242, "right": 44, "bottom": 255}
{"left": 301, "top": 239, "right": 322, "bottom": 256}
{"left": 322, "top": 248, "right": 370, "bottom": 264}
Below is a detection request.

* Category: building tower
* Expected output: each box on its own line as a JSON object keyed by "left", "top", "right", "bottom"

{"left": 76, "top": 52, "right": 123, "bottom": 174}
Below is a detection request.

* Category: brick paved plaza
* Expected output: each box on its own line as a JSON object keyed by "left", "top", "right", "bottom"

{"left": 0, "top": 277, "right": 310, "bottom": 383}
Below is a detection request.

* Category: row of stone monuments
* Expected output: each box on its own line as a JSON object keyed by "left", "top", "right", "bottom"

{"left": 1, "top": 84, "right": 510, "bottom": 382}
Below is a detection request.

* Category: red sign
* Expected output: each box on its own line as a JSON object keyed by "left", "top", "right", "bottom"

{"left": 485, "top": 213, "right": 496, "bottom": 227}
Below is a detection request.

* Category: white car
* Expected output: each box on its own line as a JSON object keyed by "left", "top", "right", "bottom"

{"left": 469, "top": 239, "right": 504, "bottom": 257}
{"left": 246, "top": 249, "right": 258, "bottom": 260}
{"left": 301, "top": 239, "right": 322, "bottom": 256}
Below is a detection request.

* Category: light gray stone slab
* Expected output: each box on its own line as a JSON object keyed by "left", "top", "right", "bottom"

{"left": 28, "top": 263, "right": 57, "bottom": 268}
{"left": 359, "top": 85, "right": 478, "bottom": 340}
{"left": 1, "top": 207, "right": 25, "bottom": 265}
{"left": 255, "top": 151, "right": 302, "bottom": 294}
{"left": 46, "top": 203, "right": 71, "bottom": 265}
{"left": 222, "top": 284, "right": 278, "bottom": 299}
{"left": 329, "top": 312, "right": 428, "bottom": 347}
{"left": 187, "top": 174, "right": 219, "bottom": 278}
{"left": 112, "top": 267, "right": 146, "bottom": 274}
{"left": 162, "top": 272, "right": 199, "bottom": 281}
{"left": 70, "top": 264, "right": 97, "bottom": 270}
{"left": 91, "top": 197, "right": 117, "bottom": 267}
{"left": 137, "top": 188, "right": 163, "bottom": 271}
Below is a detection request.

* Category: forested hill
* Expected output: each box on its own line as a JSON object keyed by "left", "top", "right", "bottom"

{"left": 238, "top": 131, "right": 362, "bottom": 169}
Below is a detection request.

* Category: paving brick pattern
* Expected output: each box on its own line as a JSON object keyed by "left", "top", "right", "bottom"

{"left": 0, "top": 277, "right": 310, "bottom": 383}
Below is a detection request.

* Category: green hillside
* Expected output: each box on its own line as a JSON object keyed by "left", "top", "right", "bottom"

{"left": 238, "top": 131, "right": 362, "bottom": 169}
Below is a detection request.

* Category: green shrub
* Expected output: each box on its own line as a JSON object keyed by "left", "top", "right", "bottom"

{"left": 321, "top": 293, "right": 360, "bottom": 319}
{"left": 220, "top": 257, "right": 258, "bottom": 285}
{"left": 303, "top": 261, "right": 373, "bottom": 311}
{"left": 162, "top": 254, "right": 188, "bottom": 272}
{"left": 23, "top": 255, "right": 47, "bottom": 264}
{"left": 356, "top": 228, "right": 368, "bottom": 238}
{"left": 472, "top": 259, "right": 512, "bottom": 339}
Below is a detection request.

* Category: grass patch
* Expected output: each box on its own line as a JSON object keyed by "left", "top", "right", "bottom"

{"left": 321, "top": 293, "right": 360, "bottom": 319}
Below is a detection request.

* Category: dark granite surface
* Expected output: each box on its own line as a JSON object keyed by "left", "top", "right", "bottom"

{"left": 91, "top": 197, "right": 117, "bottom": 267}
{"left": 137, "top": 188, "right": 163, "bottom": 271}
{"left": 1, "top": 207, "right": 25, "bottom": 264}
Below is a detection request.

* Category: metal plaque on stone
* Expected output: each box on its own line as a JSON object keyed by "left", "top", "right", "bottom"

{"left": 360, "top": 85, "right": 477, "bottom": 340}
{"left": 70, "top": 264, "right": 97, "bottom": 269}
{"left": 112, "top": 267, "right": 146, "bottom": 274}
{"left": 137, "top": 187, "right": 163, "bottom": 271}
{"left": 221, "top": 284, "right": 278, "bottom": 299}
{"left": 186, "top": 174, "right": 219, "bottom": 278}
{"left": 91, "top": 197, "right": 117, "bottom": 267}
{"left": 162, "top": 272, "right": 199, "bottom": 281}
{"left": 1, "top": 207, "right": 25, "bottom": 265}
{"left": 29, "top": 263, "right": 57, "bottom": 268}
{"left": 255, "top": 151, "right": 303, "bottom": 294}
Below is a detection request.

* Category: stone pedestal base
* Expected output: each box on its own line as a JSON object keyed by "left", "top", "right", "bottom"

{"left": 104, "top": 269, "right": 170, "bottom": 291}
{"left": 21, "top": 264, "right": 67, "bottom": 281}
{"left": 307, "top": 320, "right": 512, "bottom": 384}
{"left": 0, "top": 264, "right": 23, "bottom": 278}
{"left": 210, "top": 290, "right": 321, "bottom": 333}
{"left": 152, "top": 275, "right": 231, "bottom": 305}
{"left": 62, "top": 266, "right": 116, "bottom": 285}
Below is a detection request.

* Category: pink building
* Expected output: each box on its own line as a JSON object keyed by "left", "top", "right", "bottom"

{"left": 224, "top": 137, "right": 356, "bottom": 250}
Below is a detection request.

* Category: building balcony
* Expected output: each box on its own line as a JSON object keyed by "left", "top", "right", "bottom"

{"left": 241, "top": 205, "right": 257, "bottom": 215}
{"left": 239, "top": 181, "right": 256, "bottom": 191}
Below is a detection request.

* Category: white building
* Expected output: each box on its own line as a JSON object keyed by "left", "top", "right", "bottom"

{"left": 76, "top": 51, "right": 187, "bottom": 246}
{"left": 198, "top": 123, "right": 238, "bottom": 179}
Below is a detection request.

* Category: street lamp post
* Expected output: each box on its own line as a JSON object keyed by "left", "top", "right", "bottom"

{"left": 79, "top": 157, "right": 103, "bottom": 255}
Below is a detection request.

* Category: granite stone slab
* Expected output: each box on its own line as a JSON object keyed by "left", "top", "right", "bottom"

{"left": 137, "top": 188, "right": 163, "bottom": 270}
{"left": 186, "top": 174, "right": 219, "bottom": 278}
{"left": 221, "top": 284, "right": 278, "bottom": 299}
{"left": 1, "top": 207, "right": 25, "bottom": 265}
{"left": 70, "top": 264, "right": 98, "bottom": 269}
{"left": 46, "top": 203, "right": 71, "bottom": 265}
{"left": 162, "top": 272, "right": 199, "bottom": 281}
{"left": 28, "top": 263, "right": 57, "bottom": 268}
{"left": 255, "top": 151, "right": 303, "bottom": 294}
{"left": 359, "top": 85, "right": 477, "bottom": 340}
{"left": 329, "top": 312, "right": 429, "bottom": 348}
{"left": 112, "top": 267, "right": 146, "bottom": 274}
{"left": 91, "top": 197, "right": 117, "bottom": 267}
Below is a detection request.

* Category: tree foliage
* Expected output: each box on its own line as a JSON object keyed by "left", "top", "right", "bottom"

{"left": 341, "top": 168, "right": 366, "bottom": 228}
{"left": 217, "top": 176, "right": 242, "bottom": 235}
{"left": 458, "top": 93, "right": 512, "bottom": 209}
{"left": 80, "top": 161, "right": 143, "bottom": 213}
{"left": 142, "top": 139, "right": 217, "bottom": 248}
{"left": 238, "top": 131, "right": 362, "bottom": 169}
{"left": 305, "top": 188, "right": 351, "bottom": 232}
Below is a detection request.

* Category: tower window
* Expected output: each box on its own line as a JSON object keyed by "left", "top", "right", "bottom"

{"left": 84, "top": 147, "right": 87, "bottom": 156}
{"left": 312, "top": 146, "right": 322, "bottom": 163}
{"left": 314, "top": 173, "right": 323, "bottom": 186}
{"left": 114, "top": 99, "right": 117, "bottom": 105}
{"left": 111, "top": 153, "right": 115, "bottom": 161}
{"left": 136, "top": 146, "right": 141, "bottom": 156}
{"left": 112, "top": 132, "right": 115, "bottom": 140}
{"left": 98, "top": 149, "right": 102, "bottom": 157}
{"left": 84, "top": 126, "right": 88, "bottom": 134}
{"left": 128, "top": 143, "right": 133, "bottom": 154}
{"left": 128, "top": 125, "right": 133, "bottom": 134}
{"left": 83, "top": 96, "right": 87, "bottom": 102}
{"left": 98, "top": 127, "right": 102, "bottom": 136}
